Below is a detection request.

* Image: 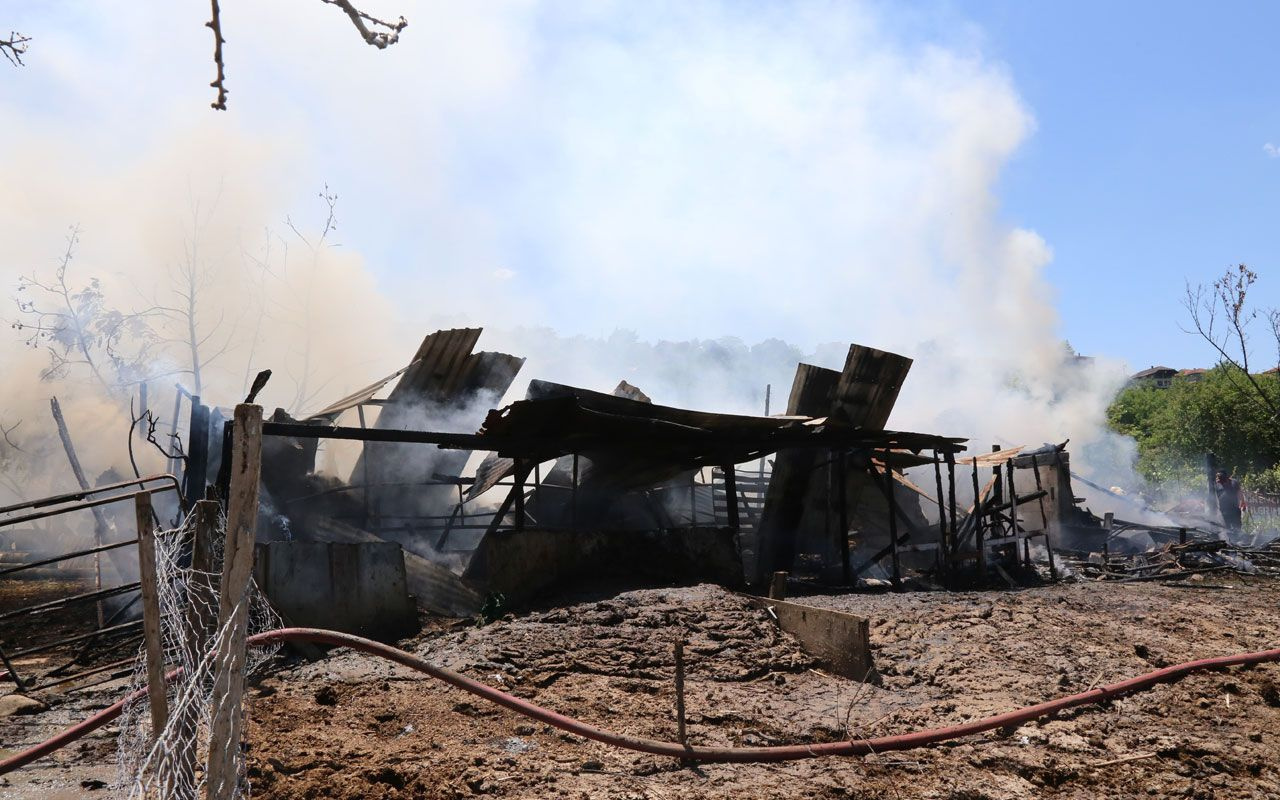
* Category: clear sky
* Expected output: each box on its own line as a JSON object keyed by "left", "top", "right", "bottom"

{"left": 886, "top": 0, "right": 1280, "bottom": 370}
{"left": 2, "top": 1, "right": 1278, "bottom": 378}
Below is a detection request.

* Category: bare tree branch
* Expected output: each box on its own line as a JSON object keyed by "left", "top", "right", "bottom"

{"left": 0, "top": 419, "right": 23, "bottom": 452}
{"left": 1, "top": 31, "right": 30, "bottom": 67}
{"left": 320, "top": 0, "right": 407, "bottom": 49}
{"left": 1183, "top": 264, "right": 1280, "bottom": 420}
{"left": 206, "top": 0, "right": 228, "bottom": 110}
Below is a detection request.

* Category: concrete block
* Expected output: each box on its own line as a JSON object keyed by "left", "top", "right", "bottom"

{"left": 253, "top": 541, "right": 419, "bottom": 642}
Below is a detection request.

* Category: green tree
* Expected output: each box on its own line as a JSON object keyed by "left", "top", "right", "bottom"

{"left": 1108, "top": 366, "right": 1280, "bottom": 493}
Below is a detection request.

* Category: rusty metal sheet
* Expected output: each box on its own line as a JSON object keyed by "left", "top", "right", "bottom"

{"left": 304, "top": 366, "right": 409, "bottom": 421}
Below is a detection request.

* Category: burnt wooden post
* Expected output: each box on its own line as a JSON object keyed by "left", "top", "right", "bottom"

{"left": 973, "top": 458, "right": 986, "bottom": 582}
{"left": 1006, "top": 461, "right": 1023, "bottom": 566}
{"left": 533, "top": 461, "right": 542, "bottom": 525}
{"left": 483, "top": 462, "right": 533, "bottom": 537}
{"left": 723, "top": 465, "right": 740, "bottom": 534}
{"left": 837, "top": 450, "right": 850, "bottom": 584}
{"left": 990, "top": 445, "right": 1003, "bottom": 520}
{"left": 1102, "top": 511, "right": 1114, "bottom": 565}
{"left": 932, "top": 456, "right": 947, "bottom": 556}
{"left": 674, "top": 639, "right": 687, "bottom": 746}
{"left": 769, "top": 571, "right": 788, "bottom": 600}
{"left": 1179, "top": 526, "right": 1187, "bottom": 546}
{"left": 881, "top": 455, "right": 902, "bottom": 590}
{"left": 206, "top": 404, "right": 263, "bottom": 800}
{"left": 513, "top": 459, "right": 525, "bottom": 532}
{"left": 135, "top": 491, "right": 167, "bottom": 741}
{"left": 1030, "top": 455, "right": 1058, "bottom": 580}
{"left": 168, "top": 388, "right": 185, "bottom": 478}
{"left": 50, "top": 396, "right": 111, "bottom": 628}
{"left": 944, "top": 451, "right": 958, "bottom": 560}
{"left": 356, "top": 405, "right": 372, "bottom": 525}
{"left": 185, "top": 398, "right": 210, "bottom": 504}
{"left": 689, "top": 472, "right": 698, "bottom": 527}
{"left": 176, "top": 499, "right": 219, "bottom": 792}
{"left": 571, "top": 453, "right": 580, "bottom": 531}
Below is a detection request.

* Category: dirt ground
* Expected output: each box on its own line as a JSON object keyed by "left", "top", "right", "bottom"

{"left": 4, "top": 577, "right": 1280, "bottom": 799}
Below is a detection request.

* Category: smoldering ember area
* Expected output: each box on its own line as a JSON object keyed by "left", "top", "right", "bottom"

{"left": 5, "top": 5, "right": 1280, "bottom": 800}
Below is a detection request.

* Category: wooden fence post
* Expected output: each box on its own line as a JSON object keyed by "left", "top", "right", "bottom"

{"left": 174, "top": 499, "right": 220, "bottom": 794}
{"left": 205, "top": 404, "right": 263, "bottom": 800}
{"left": 135, "top": 491, "right": 167, "bottom": 740}
{"left": 674, "top": 639, "right": 687, "bottom": 746}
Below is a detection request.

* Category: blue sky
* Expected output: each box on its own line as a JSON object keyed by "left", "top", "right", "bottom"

{"left": 889, "top": 0, "right": 1280, "bottom": 370}
{"left": 3, "top": 1, "right": 1278, "bottom": 381}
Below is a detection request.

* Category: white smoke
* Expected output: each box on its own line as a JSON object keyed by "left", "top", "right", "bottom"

{"left": 0, "top": 2, "right": 1143, "bottom": 519}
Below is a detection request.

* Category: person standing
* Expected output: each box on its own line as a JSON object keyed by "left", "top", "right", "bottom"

{"left": 1215, "top": 470, "right": 1245, "bottom": 531}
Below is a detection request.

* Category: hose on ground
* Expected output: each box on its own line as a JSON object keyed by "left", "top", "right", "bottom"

{"left": 2, "top": 627, "right": 1278, "bottom": 775}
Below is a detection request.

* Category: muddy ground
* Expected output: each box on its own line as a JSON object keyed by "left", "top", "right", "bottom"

{"left": 4, "top": 577, "right": 1280, "bottom": 799}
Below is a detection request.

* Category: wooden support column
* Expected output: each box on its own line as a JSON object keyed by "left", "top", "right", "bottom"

{"left": 1030, "top": 455, "right": 1058, "bottom": 580}
{"left": 571, "top": 453, "right": 579, "bottom": 532}
{"left": 723, "top": 465, "right": 740, "bottom": 534}
{"left": 944, "top": 451, "right": 958, "bottom": 560}
{"left": 973, "top": 458, "right": 986, "bottom": 582}
{"left": 483, "top": 461, "right": 534, "bottom": 537}
{"left": 135, "top": 491, "right": 167, "bottom": 741}
{"left": 206, "top": 404, "right": 263, "bottom": 800}
{"left": 837, "top": 450, "right": 850, "bottom": 585}
{"left": 357, "top": 405, "right": 372, "bottom": 526}
{"left": 882, "top": 456, "right": 902, "bottom": 590}
{"left": 168, "top": 388, "right": 184, "bottom": 479}
{"left": 933, "top": 456, "right": 948, "bottom": 563}
{"left": 185, "top": 398, "right": 210, "bottom": 504}
{"left": 533, "top": 461, "right": 542, "bottom": 525}
{"left": 513, "top": 459, "right": 525, "bottom": 532}
{"left": 1006, "top": 461, "right": 1023, "bottom": 566}
{"left": 689, "top": 472, "right": 698, "bottom": 527}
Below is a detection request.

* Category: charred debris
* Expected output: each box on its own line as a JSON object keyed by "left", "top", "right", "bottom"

{"left": 159, "top": 328, "right": 1268, "bottom": 614}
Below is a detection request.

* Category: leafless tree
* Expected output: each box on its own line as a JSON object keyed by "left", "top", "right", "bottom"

{"left": 13, "top": 227, "right": 158, "bottom": 395}
{"left": 206, "top": 0, "right": 407, "bottom": 110}
{"left": 1184, "top": 263, "right": 1280, "bottom": 420}
{"left": 145, "top": 196, "right": 236, "bottom": 397}
{"left": 237, "top": 227, "right": 288, "bottom": 395}
{"left": 281, "top": 186, "right": 340, "bottom": 414}
{"left": 1, "top": 31, "right": 29, "bottom": 66}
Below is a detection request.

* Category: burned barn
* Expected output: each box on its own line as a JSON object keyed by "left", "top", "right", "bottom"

{"left": 4, "top": 329, "right": 1279, "bottom": 800}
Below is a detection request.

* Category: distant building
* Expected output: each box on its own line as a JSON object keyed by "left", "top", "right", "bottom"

{"left": 1131, "top": 366, "right": 1177, "bottom": 389}
{"left": 1177, "top": 368, "right": 1207, "bottom": 383}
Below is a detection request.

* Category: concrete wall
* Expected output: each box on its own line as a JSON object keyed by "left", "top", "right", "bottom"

{"left": 253, "top": 541, "right": 420, "bottom": 642}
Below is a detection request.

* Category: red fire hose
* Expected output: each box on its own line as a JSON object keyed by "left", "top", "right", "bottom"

{"left": 2, "top": 627, "right": 1277, "bottom": 775}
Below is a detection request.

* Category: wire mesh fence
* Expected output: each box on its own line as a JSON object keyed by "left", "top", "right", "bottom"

{"left": 115, "top": 504, "right": 280, "bottom": 799}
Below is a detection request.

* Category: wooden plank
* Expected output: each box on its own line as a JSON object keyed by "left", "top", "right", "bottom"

{"left": 206, "top": 404, "right": 263, "bottom": 800}
{"left": 134, "top": 491, "right": 167, "bottom": 741}
{"left": 50, "top": 396, "right": 111, "bottom": 626}
{"left": 742, "top": 595, "right": 873, "bottom": 679}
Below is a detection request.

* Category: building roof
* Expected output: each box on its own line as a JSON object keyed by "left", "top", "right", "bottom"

{"left": 1131, "top": 366, "right": 1177, "bottom": 379}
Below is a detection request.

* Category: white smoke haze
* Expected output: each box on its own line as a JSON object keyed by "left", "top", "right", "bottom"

{"left": 0, "top": 2, "right": 1143, "bottom": 523}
